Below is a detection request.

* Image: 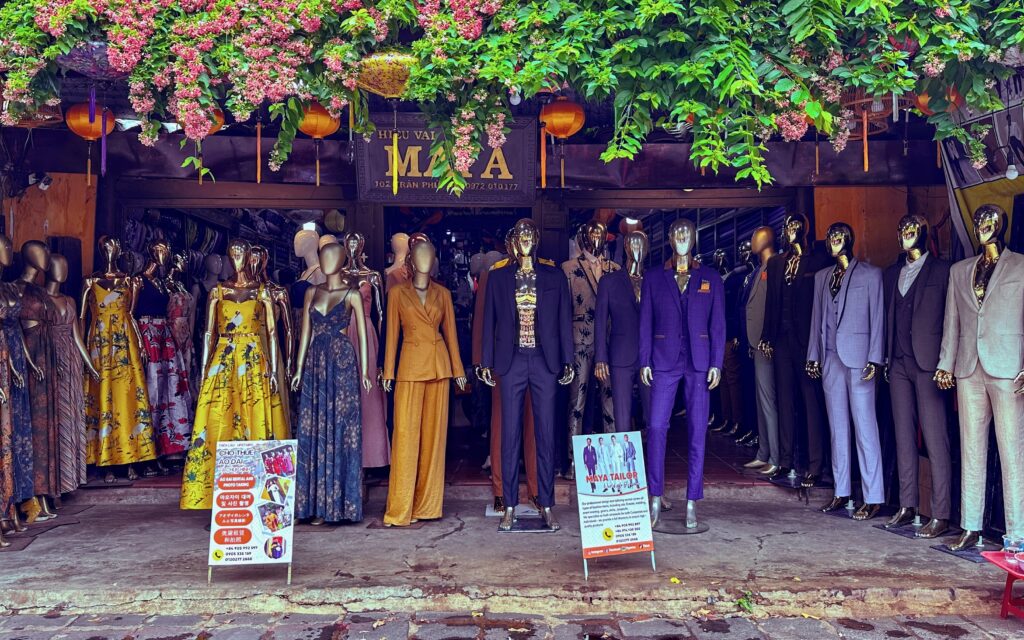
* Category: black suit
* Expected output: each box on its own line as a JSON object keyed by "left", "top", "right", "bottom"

{"left": 883, "top": 254, "right": 952, "bottom": 519}
{"left": 482, "top": 261, "right": 572, "bottom": 508}
{"left": 761, "top": 247, "right": 831, "bottom": 474}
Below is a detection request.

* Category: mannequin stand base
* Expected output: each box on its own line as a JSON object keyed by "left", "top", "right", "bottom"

{"left": 931, "top": 539, "right": 995, "bottom": 565}
{"left": 485, "top": 503, "right": 539, "bottom": 517}
{"left": 497, "top": 519, "right": 558, "bottom": 533}
{"left": 872, "top": 521, "right": 922, "bottom": 540}
{"left": 653, "top": 519, "right": 710, "bottom": 535}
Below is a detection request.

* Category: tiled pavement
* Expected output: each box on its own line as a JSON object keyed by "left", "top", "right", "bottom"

{"left": 0, "top": 612, "right": 1022, "bottom": 640}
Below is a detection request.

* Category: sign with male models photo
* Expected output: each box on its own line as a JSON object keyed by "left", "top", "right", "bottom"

{"left": 209, "top": 440, "right": 297, "bottom": 571}
{"left": 572, "top": 432, "right": 655, "bottom": 576}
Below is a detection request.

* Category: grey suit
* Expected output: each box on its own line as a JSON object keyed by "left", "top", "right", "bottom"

{"left": 745, "top": 264, "right": 779, "bottom": 465}
{"left": 938, "top": 249, "right": 1024, "bottom": 537}
{"left": 808, "top": 259, "right": 885, "bottom": 503}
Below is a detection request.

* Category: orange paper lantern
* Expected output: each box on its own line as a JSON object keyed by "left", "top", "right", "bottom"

{"left": 539, "top": 97, "right": 586, "bottom": 188}
{"left": 66, "top": 103, "right": 115, "bottom": 186}
{"left": 914, "top": 87, "right": 964, "bottom": 117}
{"left": 207, "top": 108, "right": 225, "bottom": 136}
{"left": 298, "top": 103, "right": 341, "bottom": 187}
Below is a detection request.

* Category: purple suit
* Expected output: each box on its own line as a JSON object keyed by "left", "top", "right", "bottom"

{"left": 639, "top": 264, "right": 726, "bottom": 499}
{"left": 595, "top": 269, "right": 650, "bottom": 432}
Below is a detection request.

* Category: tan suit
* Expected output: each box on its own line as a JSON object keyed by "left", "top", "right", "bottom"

{"left": 383, "top": 282, "right": 464, "bottom": 526}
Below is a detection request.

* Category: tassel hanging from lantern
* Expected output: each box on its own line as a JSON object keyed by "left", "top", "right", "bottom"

{"left": 256, "top": 119, "right": 262, "bottom": 184}
{"left": 314, "top": 139, "right": 323, "bottom": 187}
{"left": 198, "top": 141, "right": 204, "bottom": 185}
{"left": 100, "top": 108, "right": 108, "bottom": 177}
{"left": 815, "top": 129, "right": 820, "bottom": 176}
{"left": 86, "top": 142, "right": 93, "bottom": 187}
{"left": 862, "top": 109, "right": 869, "bottom": 172}
{"left": 937, "top": 140, "right": 942, "bottom": 168}
{"left": 89, "top": 86, "right": 96, "bottom": 123}
{"left": 392, "top": 106, "right": 399, "bottom": 195}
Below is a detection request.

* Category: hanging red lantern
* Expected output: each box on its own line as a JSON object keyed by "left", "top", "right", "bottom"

{"left": 66, "top": 103, "right": 115, "bottom": 187}
{"left": 298, "top": 102, "right": 341, "bottom": 187}
{"left": 539, "top": 96, "right": 586, "bottom": 188}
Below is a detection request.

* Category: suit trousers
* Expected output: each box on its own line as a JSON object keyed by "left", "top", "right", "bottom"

{"left": 384, "top": 379, "right": 450, "bottom": 526}
{"left": 610, "top": 363, "right": 651, "bottom": 433}
{"left": 647, "top": 366, "right": 709, "bottom": 500}
{"left": 956, "top": 368, "right": 1024, "bottom": 536}
{"left": 773, "top": 335, "right": 828, "bottom": 474}
{"left": 719, "top": 344, "right": 743, "bottom": 424}
{"left": 568, "top": 341, "right": 615, "bottom": 457}
{"left": 753, "top": 348, "right": 780, "bottom": 466}
{"left": 500, "top": 349, "right": 558, "bottom": 508}
{"left": 489, "top": 379, "right": 539, "bottom": 499}
{"left": 821, "top": 351, "right": 885, "bottom": 503}
{"left": 889, "top": 355, "right": 952, "bottom": 519}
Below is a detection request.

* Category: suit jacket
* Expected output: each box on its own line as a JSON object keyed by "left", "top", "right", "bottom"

{"left": 723, "top": 264, "right": 750, "bottom": 340}
{"left": 807, "top": 258, "right": 885, "bottom": 369}
{"left": 883, "top": 254, "right": 950, "bottom": 371}
{"left": 938, "top": 249, "right": 1024, "bottom": 379}
{"left": 624, "top": 440, "right": 636, "bottom": 462}
{"left": 482, "top": 261, "right": 573, "bottom": 376}
{"left": 638, "top": 264, "right": 726, "bottom": 373}
{"left": 761, "top": 247, "right": 831, "bottom": 351}
{"left": 383, "top": 281, "right": 465, "bottom": 382}
{"left": 561, "top": 256, "right": 620, "bottom": 348}
{"left": 594, "top": 269, "right": 641, "bottom": 368}
{"left": 741, "top": 263, "right": 767, "bottom": 349}
{"left": 583, "top": 445, "right": 597, "bottom": 469}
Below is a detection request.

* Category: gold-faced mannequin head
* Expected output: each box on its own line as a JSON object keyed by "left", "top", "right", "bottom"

{"left": 149, "top": 240, "right": 171, "bottom": 268}
{"left": 0, "top": 233, "right": 13, "bottom": 267}
{"left": 738, "top": 240, "right": 753, "bottom": 265}
{"left": 577, "top": 220, "right": 607, "bottom": 256}
{"left": 624, "top": 230, "right": 649, "bottom": 267}
{"left": 319, "top": 242, "right": 344, "bottom": 276}
{"left": 751, "top": 226, "right": 775, "bottom": 256}
{"left": 48, "top": 253, "right": 69, "bottom": 284}
{"left": 512, "top": 218, "right": 539, "bottom": 260}
{"left": 248, "top": 245, "right": 269, "bottom": 282}
{"left": 826, "top": 222, "right": 855, "bottom": 259}
{"left": 783, "top": 214, "right": 809, "bottom": 246}
{"left": 21, "top": 240, "right": 50, "bottom": 272}
{"left": 99, "top": 235, "right": 121, "bottom": 267}
{"left": 973, "top": 204, "right": 1006, "bottom": 247}
{"left": 407, "top": 233, "right": 435, "bottom": 275}
{"left": 226, "top": 238, "right": 252, "bottom": 277}
{"left": 344, "top": 232, "right": 366, "bottom": 267}
{"left": 897, "top": 214, "right": 929, "bottom": 254}
{"left": 668, "top": 219, "right": 696, "bottom": 258}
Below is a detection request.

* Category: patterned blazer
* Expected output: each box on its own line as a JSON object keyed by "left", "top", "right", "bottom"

{"left": 561, "top": 256, "right": 620, "bottom": 348}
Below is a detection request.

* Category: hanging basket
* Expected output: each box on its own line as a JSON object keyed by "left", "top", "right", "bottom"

{"left": 55, "top": 41, "right": 129, "bottom": 81}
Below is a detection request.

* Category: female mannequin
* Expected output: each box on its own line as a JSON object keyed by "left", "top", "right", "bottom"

{"left": 167, "top": 252, "right": 197, "bottom": 392}
{"left": 342, "top": 232, "right": 389, "bottom": 469}
{"left": 248, "top": 245, "right": 291, "bottom": 434}
{"left": 181, "top": 239, "right": 285, "bottom": 510}
{"left": 385, "top": 232, "right": 411, "bottom": 292}
{"left": 294, "top": 229, "right": 325, "bottom": 285}
{"left": 382, "top": 235, "right": 466, "bottom": 526}
{"left": 137, "top": 240, "right": 193, "bottom": 461}
{"left": 46, "top": 254, "right": 99, "bottom": 494}
{"left": 0, "top": 233, "right": 34, "bottom": 533}
{"left": 291, "top": 242, "right": 372, "bottom": 524}
{"left": 83, "top": 236, "right": 157, "bottom": 483}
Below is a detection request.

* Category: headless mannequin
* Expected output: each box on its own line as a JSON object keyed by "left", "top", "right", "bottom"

{"left": 294, "top": 230, "right": 325, "bottom": 285}
{"left": 249, "top": 245, "right": 295, "bottom": 378}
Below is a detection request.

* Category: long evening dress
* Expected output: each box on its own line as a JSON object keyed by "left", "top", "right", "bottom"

{"left": 85, "top": 281, "right": 158, "bottom": 467}
{"left": 348, "top": 281, "right": 389, "bottom": 468}
{"left": 167, "top": 290, "right": 196, "bottom": 393}
{"left": 296, "top": 299, "right": 363, "bottom": 522}
{"left": 180, "top": 285, "right": 286, "bottom": 510}
{"left": 21, "top": 282, "right": 59, "bottom": 497}
{"left": 0, "top": 284, "right": 33, "bottom": 507}
{"left": 50, "top": 294, "right": 87, "bottom": 493}
{"left": 0, "top": 321, "right": 14, "bottom": 514}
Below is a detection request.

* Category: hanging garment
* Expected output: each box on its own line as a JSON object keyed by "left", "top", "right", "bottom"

{"left": 0, "top": 322, "right": 15, "bottom": 514}
{"left": 0, "top": 284, "right": 33, "bottom": 506}
{"left": 20, "top": 283, "right": 59, "bottom": 497}
{"left": 50, "top": 295, "right": 87, "bottom": 493}
{"left": 167, "top": 290, "right": 197, "bottom": 393}
{"left": 347, "top": 281, "right": 389, "bottom": 468}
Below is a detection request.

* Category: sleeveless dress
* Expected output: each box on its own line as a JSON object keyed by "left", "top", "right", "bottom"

{"left": 21, "top": 283, "right": 59, "bottom": 496}
{"left": 50, "top": 294, "right": 87, "bottom": 493}
{"left": 348, "top": 281, "right": 389, "bottom": 468}
{"left": 180, "top": 285, "right": 286, "bottom": 510}
{"left": 296, "top": 298, "right": 363, "bottom": 522}
{"left": 85, "top": 281, "right": 158, "bottom": 467}
{"left": 0, "top": 314, "right": 14, "bottom": 514}
{"left": 167, "top": 290, "right": 196, "bottom": 393}
{"left": 138, "top": 278, "right": 193, "bottom": 456}
{"left": 0, "top": 286, "right": 33, "bottom": 507}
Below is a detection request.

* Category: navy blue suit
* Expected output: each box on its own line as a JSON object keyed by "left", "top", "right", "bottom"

{"left": 482, "top": 261, "right": 572, "bottom": 507}
{"left": 595, "top": 269, "right": 650, "bottom": 432}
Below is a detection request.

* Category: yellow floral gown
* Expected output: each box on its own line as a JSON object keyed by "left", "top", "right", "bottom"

{"left": 85, "top": 281, "right": 158, "bottom": 467}
{"left": 180, "top": 285, "right": 288, "bottom": 509}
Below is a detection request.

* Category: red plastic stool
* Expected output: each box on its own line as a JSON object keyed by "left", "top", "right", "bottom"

{"left": 982, "top": 551, "right": 1024, "bottom": 619}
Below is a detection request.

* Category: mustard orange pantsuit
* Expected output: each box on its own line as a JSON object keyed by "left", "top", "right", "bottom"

{"left": 383, "top": 281, "right": 464, "bottom": 526}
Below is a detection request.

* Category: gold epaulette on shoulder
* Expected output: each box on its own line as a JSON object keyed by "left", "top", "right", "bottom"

{"left": 489, "top": 258, "right": 510, "bottom": 271}
{"left": 538, "top": 258, "right": 555, "bottom": 267}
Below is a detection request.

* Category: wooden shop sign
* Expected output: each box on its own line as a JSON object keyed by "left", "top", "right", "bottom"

{"left": 355, "top": 112, "right": 537, "bottom": 206}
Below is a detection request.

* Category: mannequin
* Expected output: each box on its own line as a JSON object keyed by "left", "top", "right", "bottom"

{"left": 167, "top": 251, "right": 198, "bottom": 392}
{"left": 248, "top": 245, "right": 293, "bottom": 438}
{"left": 937, "top": 204, "right": 1024, "bottom": 549}
{"left": 717, "top": 246, "right": 750, "bottom": 441}
{"left": 291, "top": 242, "right": 372, "bottom": 524}
{"left": 595, "top": 230, "right": 651, "bottom": 434}
{"left": 382, "top": 235, "right": 466, "bottom": 526}
{"left": 137, "top": 240, "right": 193, "bottom": 462}
{"left": 562, "top": 220, "right": 618, "bottom": 474}
{"left": 0, "top": 232, "right": 34, "bottom": 533}
{"left": 181, "top": 239, "right": 286, "bottom": 510}
{"left": 481, "top": 218, "right": 574, "bottom": 532}
{"left": 84, "top": 236, "right": 157, "bottom": 484}
{"left": 640, "top": 218, "right": 725, "bottom": 530}
{"left": 759, "top": 213, "right": 831, "bottom": 486}
{"left": 342, "top": 232, "right": 390, "bottom": 469}
{"left": 46, "top": 254, "right": 98, "bottom": 494}
{"left": 294, "top": 229, "right": 326, "bottom": 285}
{"left": 385, "top": 232, "right": 411, "bottom": 292}
{"left": 882, "top": 215, "right": 952, "bottom": 538}
{"left": 17, "top": 241, "right": 59, "bottom": 518}
{"left": 807, "top": 223, "right": 885, "bottom": 521}
{"left": 741, "top": 227, "right": 780, "bottom": 473}
{"left": 200, "top": 254, "right": 222, "bottom": 293}
{"left": 729, "top": 240, "right": 756, "bottom": 445}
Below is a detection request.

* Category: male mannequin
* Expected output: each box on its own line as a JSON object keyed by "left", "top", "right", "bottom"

{"left": 640, "top": 219, "right": 725, "bottom": 529}
{"left": 882, "top": 215, "right": 952, "bottom": 538}
{"left": 759, "top": 213, "right": 831, "bottom": 485}
{"left": 294, "top": 229, "right": 325, "bottom": 285}
{"left": 719, "top": 245, "right": 751, "bottom": 441}
{"left": 562, "top": 220, "right": 618, "bottom": 472}
{"left": 937, "top": 204, "right": 1024, "bottom": 549}
{"left": 595, "top": 230, "right": 650, "bottom": 434}
{"left": 742, "top": 227, "right": 780, "bottom": 473}
{"left": 386, "top": 233, "right": 411, "bottom": 292}
{"left": 481, "top": 218, "right": 574, "bottom": 532}
{"left": 807, "top": 223, "right": 885, "bottom": 521}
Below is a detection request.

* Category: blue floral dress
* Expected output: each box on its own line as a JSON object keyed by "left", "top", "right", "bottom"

{"left": 295, "top": 299, "right": 363, "bottom": 523}
{"left": 1, "top": 284, "right": 33, "bottom": 506}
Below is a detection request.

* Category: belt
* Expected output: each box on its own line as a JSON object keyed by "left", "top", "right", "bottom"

{"left": 220, "top": 331, "right": 260, "bottom": 338}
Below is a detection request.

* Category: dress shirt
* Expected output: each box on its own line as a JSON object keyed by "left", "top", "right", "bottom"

{"left": 898, "top": 252, "right": 928, "bottom": 296}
